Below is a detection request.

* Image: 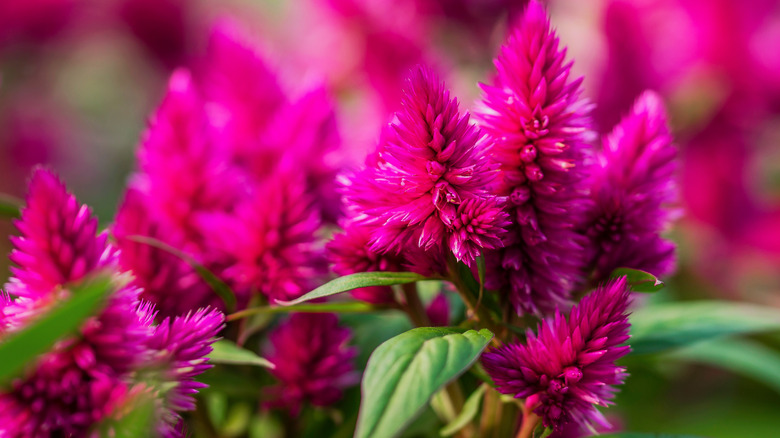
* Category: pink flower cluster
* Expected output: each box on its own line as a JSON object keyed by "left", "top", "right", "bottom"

{"left": 114, "top": 22, "right": 340, "bottom": 317}
{"left": 0, "top": 169, "right": 223, "bottom": 437}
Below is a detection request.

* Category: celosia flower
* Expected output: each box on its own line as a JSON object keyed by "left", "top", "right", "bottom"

{"left": 265, "top": 313, "right": 358, "bottom": 415}
{"left": 481, "top": 277, "right": 631, "bottom": 431}
{"left": 6, "top": 168, "right": 112, "bottom": 302}
{"left": 585, "top": 91, "right": 677, "bottom": 283}
{"left": 146, "top": 307, "right": 224, "bottom": 434}
{"left": 137, "top": 68, "right": 241, "bottom": 246}
{"left": 345, "top": 66, "right": 507, "bottom": 264}
{"left": 327, "top": 223, "right": 403, "bottom": 304}
{"left": 197, "top": 170, "right": 325, "bottom": 304}
{"left": 0, "top": 170, "right": 150, "bottom": 436}
{"left": 0, "top": 169, "right": 221, "bottom": 436}
{"left": 478, "top": 0, "right": 594, "bottom": 315}
{"left": 113, "top": 188, "right": 216, "bottom": 318}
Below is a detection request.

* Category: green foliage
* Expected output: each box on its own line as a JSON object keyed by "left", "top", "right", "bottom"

{"left": 227, "top": 301, "right": 380, "bottom": 322}
{"left": 439, "top": 384, "right": 487, "bottom": 436}
{"left": 629, "top": 301, "right": 780, "bottom": 354}
{"left": 600, "top": 434, "right": 707, "bottom": 438}
{"left": 355, "top": 327, "right": 493, "bottom": 438}
{"left": 0, "top": 194, "right": 22, "bottom": 219}
{"left": 280, "top": 271, "right": 432, "bottom": 305}
{"left": 209, "top": 340, "right": 274, "bottom": 368}
{"left": 0, "top": 274, "right": 114, "bottom": 388}
{"left": 610, "top": 268, "right": 665, "bottom": 293}
{"left": 667, "top": 338, "right": 780, "bottom": 395}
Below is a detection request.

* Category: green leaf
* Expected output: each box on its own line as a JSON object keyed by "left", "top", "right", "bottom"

{"left": 667, "top": 338, "right": 780, "bottom": 395}
{"left": 280, "top": 271, "right": 431, "bottom": 306}
{"left": 0, "top": 274, "right": 114, "bottom": 388}
{"left": 610, "top": 268, "right": 665, "bottom": 293}
{"left": 209, "top": 340, "right": 274, "bottom": 368}
{"left": 228, "top": 301, "right": 381, "bottom": 322}
{"left": 126, "top": 235, "right": 236, "bottom": 312}
{"left": 440, "top": 384, "right": 487, "bottom": 436}
{"left": 630, "top": 301, "right": 780, "bottom": 354}
{"left": 0, "top": 194, "right": 22, "bottom": 219}
{"left": 355, "top": 327, "right": 494, "bottom": 438}
{"left": 109, "top": 393, "right": 158, "bottom": 438}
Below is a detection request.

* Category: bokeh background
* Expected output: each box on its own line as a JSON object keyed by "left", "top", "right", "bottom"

{"left": 1, "top": 0, "right": 779, "bottom": 436}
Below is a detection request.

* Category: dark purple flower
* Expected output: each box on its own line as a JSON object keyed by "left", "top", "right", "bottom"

{"left": 585, "top": 91, "right": 677, "bottom": 283}
{"left": 265, "top": 313, "right": 358, "bottom": 415}
{"left": 197, "top": 170, "right": 325, "bottom": 304}
{"left": 481, "top": 277, "right": 632, "bottom": 431}
{"left": 345, "top": 66, "right": 506, "bottom": 264}
{"left": 478, "top": 0, "right": 594, "bottom": 316}
{"left": 425, "top": 292, "right": 450, "bottom": 327}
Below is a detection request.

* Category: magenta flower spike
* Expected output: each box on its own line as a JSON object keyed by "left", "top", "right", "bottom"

{"left": 478, "top": 0, "right": 594, "bottom": 316}
{"left": 6, "top": 168, "right": 112, "bottom": 302}
{"left": 137, "top": 69, "right": 240, "bottom": 246}
{"left": 481, "top": 277, "right": 632, "bottom": 432}
{"left": 113, "top": 188, "right": 215, "bottom": 318}
{"left": 0, "top": 170, "right": 151, "bottom": 436}
{"left": 197, "top": 170, "right": 325, "bottom": 304}
{"left": 586, "top": 91, "right": 677, "bottom": 282}
{"left": 146, "top": 307, "right": 224, "bottom": 433}
{"left": 265, "top": 313, "right": 358, "bottom": 415}
{"left": 345, "top": 66, "right": 507, "bottom": 265}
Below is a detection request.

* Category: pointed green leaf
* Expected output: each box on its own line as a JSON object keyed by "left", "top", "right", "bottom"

{"left": 630, "top": 301, "right": 780, "bottom": 354}
{"left": 610, "top": 268, "right": 665, "bottom": 293}
{"left": 355, "top": 327, "right": 494, "bottom": 438}
{"left": 440, "top": 384, "right": 487, "bottom": 436}
{"left": 667, "top": 338, "right": 780, "bottom": 395}
{"left": 209, "top": 340, "right": 274, "bottom": 368}
{"left": 227, "top": 301, "right": 380, "bottom": 322}
{"left": 126, "top": 235, "right": 236, "bottom": 312}
{"left": 0, "top": 194, "right": 22, "bottom": 219}
{"left": 279, "top": 272, "right": 431, "bottom": 306}
{"left": 0, "top": 274, "right": 114, "bottom": 387}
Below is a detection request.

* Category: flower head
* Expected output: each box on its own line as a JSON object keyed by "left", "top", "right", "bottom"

{"left": 265, "top": 313, "right": 358, "bottom": 415}
{"left": 327, "top": 223, "right": 404, "bottom": 304}
{"left": 586, "top": 91, "right": 677, "bottom": 282}
{"left": 345, "top": 66, "right": 504, "bottom": 264}
{"left": 113, "top": 188, "right": 215, "bottom": 318}
{"left": 197, "top": 170, "right": 325, "bottom": 303}
{"left": 0, "top": 170, "right": 151, "bottom": 436}
{"left": 481, "top": 277, "right": 631, "bottom": 431}
{"left": 6, "top": 168, "right": 112, "bottom": 301}
{"left": 479, "top": 1, "right": 594, "bottom": 315}
{"left": 146, "top": 307, "right": 224, "bottom": 431}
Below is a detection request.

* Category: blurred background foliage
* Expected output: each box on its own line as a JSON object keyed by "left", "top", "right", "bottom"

{"left": 1, "top": 0, "right": 779, "bottom": 436}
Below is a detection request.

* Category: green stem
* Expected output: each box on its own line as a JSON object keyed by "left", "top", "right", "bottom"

{"left": 446, "top": 257, "right": 503, "bottom": 343}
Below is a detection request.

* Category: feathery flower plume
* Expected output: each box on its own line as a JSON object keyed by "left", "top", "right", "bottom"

{"left": 198, "top": 170, "right": 325, "bottom": 303}
{"left": 481, "top": 277, "right": 631, "bottom": 431}
{"left": 0, "top": 170, "right": 222, "bottom": 436}
{"left": 327, "top": 223, "right": 403, "bottom": 304}
{"left": 146, "top": 307, "right": 224, "bottom": 434}
{"left": 265, "top": 313, "right": 358, "bottom": 415}
{"left": 345, "top": 66, "right": 507, "bottom": 264}
{"left": 0, "top": 170, "right": 150, "bottom": 436}
{"left": 113, "top": 188, "right": 215, "bottom": 318}
{"left": 585, "top": 91, "right": 677, "bottom": 283}
{"left": 6, "top": 168, "right": 112, "bottom": 302}
{"left": 478, "top": 0, "right": 594, "bottom": 315}
{"left": 137, "top": 69, "right": 241, "bottom": 246}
